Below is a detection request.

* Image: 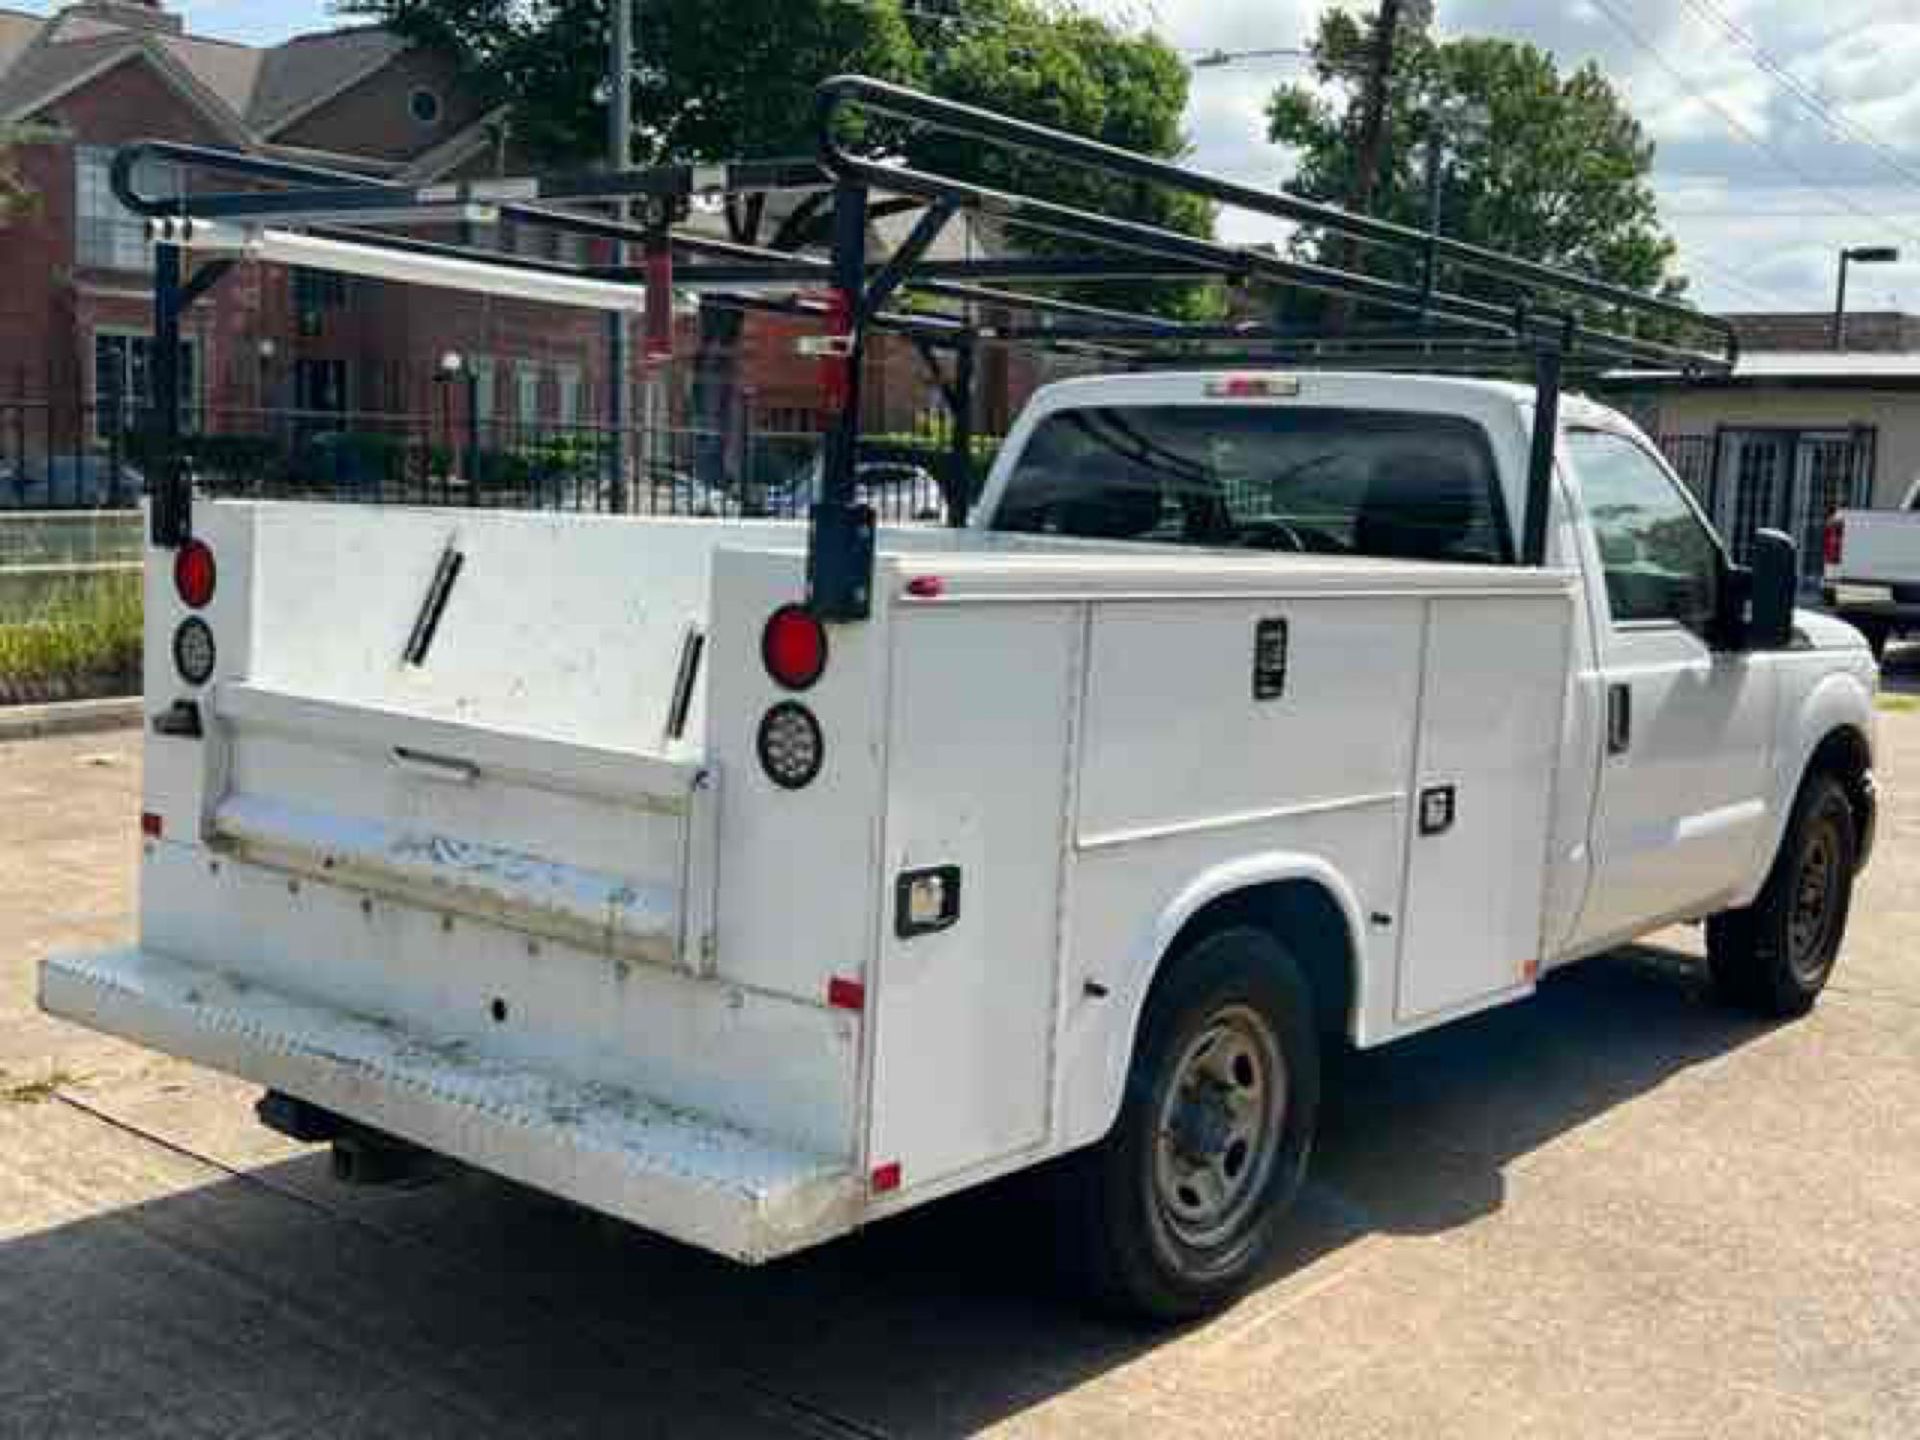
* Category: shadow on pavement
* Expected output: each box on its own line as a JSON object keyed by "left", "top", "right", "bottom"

{"left": 1877, "top": 640, "right": 1920, "bottom": 697}
{"left": 1, "top": 944, "right": 1772, "bottom": 1438}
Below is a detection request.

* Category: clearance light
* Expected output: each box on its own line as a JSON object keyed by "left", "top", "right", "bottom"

{"left": 761, "top": 605, "right": 828, "bottom": 690}
{"left": 173, "top": 539, "right": 217, "bottom": 608}
{"left": 141, "top": 811, "right": 164, "bottom": 839}
{"left": 870, "top": 1161, "right": 902, "bottom": 1194}
{"left": 757, "top": 702, "right": 824, "bottom": 790}
{"left": 1205, "top": 375, "right": 1300, "bottom": 399}
{"left": 172, "top": 617, "right": 216, "bottom": 686}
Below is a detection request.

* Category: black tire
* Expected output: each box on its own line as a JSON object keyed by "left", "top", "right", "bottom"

{"left": 1707, "top": 772, "right": 1857, "bottom": 1018}
{"left": 1057, "top": 925, "right": 1320, "bottom": 1323}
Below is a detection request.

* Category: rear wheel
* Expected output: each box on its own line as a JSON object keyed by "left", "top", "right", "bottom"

{"left": 1059, "top": 926, "right": 1319, "bottom": 1322}
{"left": 1707, "top": 772, "right": 1857, "bottom": 1018}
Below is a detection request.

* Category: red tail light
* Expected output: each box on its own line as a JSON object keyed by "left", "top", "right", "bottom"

{"left": 762, "top": 605, "right": 828, "bottom": 691}
{"left": 1824, "top": 516, "right": 1845, "bottom": 568}
{"left": 173, "top": 539, "right": 217, "bottom": 609}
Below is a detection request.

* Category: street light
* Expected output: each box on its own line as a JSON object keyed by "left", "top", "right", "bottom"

{"left": 1190, "top": 47, "right": 1309, "bottom": 69}
{"left": 435, "top": 351, "right": 464, "bottom": 489}
{"left": 1834, "top": 245, "right": 1901, "bottom": 350}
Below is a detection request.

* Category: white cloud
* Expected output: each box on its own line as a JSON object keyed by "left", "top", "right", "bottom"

{"left": 1102, "top": 0, "right": 1920, "bottom": 312}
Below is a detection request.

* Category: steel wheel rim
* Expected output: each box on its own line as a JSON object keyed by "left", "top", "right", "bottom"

{"left": 1152, "top": 1003, "right": 1287, "bottom": 1251}
{"left": 1787, "top": 816, "right": 1842, "bottom": 984}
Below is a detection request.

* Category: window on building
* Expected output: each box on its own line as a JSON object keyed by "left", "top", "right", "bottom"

{"left": 471, "top": 357, "right": 497, "bottom": 429}
{"left": 555, "top": 365, "right": 582, "bottom": 428}
{"left": 294, "top": 267, "right": 348, "bottom": 312}
{"left": 93, "top": 332, "right": 198, "bottom": 439}
{"left": 77, "top": 147, "right": 179, "bottom": 271}
{"left": 1567, "top": 428, "right": 1721, "bottom": 633}
{"left": 517, "top": 365, "right": 541, "bottom": 428}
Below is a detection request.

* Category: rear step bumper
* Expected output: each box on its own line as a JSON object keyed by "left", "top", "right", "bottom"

{"left": 40, "top": 947, "right": 859, "bottom": 1263}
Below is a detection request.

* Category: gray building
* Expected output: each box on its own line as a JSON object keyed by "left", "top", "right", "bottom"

{"left": 1625, "top": 317, "right": 1920, "bottom": 589}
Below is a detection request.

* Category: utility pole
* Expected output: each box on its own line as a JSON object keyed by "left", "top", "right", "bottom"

{"left": 606, "top": 0, "right": 633, "bottom": 511}
{"left": 1327, "top": 0, "right": 1420, "bottom": 333}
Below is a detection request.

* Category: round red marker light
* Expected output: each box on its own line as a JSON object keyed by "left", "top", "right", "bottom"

{"left": 173, "top": 539, "right": 217, "bottom": 609}
{"left": 761, "top": 605, "right": 828, "bottom": 691}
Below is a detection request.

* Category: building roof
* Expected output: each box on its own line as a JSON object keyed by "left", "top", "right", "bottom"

{"left": 0, "top": 4, "right": 433, "bottom": 160}
{"left": 245, "top": 25, "right": 406, "bottom": 134}
{"left": 1724, "top": 310, "right": 1920, "bottom": 354}
{"left": 1613, "top": 350, "right": 1920, "bottom": 393}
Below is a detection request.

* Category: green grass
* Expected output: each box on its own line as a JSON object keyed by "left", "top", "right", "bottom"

{"left": 1, "top": 1068, "right": 79, "bottom": 1105}
{"left": 1877, "top": 693, "right": 1919, "bottom": 715}
{"left": 0, "top": 570, "right": 142, "bottom": 704}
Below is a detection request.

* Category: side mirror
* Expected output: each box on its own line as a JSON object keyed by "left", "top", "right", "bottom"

{"left": 1746, "top": 528, "right": 1799, "bottom": 650}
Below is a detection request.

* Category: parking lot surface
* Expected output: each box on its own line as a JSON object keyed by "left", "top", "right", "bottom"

{"left": 5, "top": 659, "right": 1919, "bottom": 1438}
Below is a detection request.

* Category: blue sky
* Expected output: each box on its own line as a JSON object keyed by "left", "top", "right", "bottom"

{"left": 13, "top": 1, "right": 336, "bottom": 44}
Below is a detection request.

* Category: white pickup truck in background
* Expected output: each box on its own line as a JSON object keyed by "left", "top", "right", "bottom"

{"left": 1826, "top": 478, "right": 1920, "bottom": 658}
{"left": 42, "top": 369, "right": 1880, "bottom": 1320}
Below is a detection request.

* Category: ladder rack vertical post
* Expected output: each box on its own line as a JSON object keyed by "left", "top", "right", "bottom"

{"left": 1523, "top": 341, "right": 1563, "bottom": 567}
{"left": 807, "top": 180, "right": 877, "bottom": 620}
{"left": 151, "top": 239, "right": 188, "bottom": 546}
{"left": 948, "top": 334, "right": 975, "bottom": 527}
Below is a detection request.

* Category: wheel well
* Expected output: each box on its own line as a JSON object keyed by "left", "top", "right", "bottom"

{"left": 1162, "top": 881, "right": 1357, "bottom": 1040}
{"left": 1808, "top": 724, "right": 1873, "bottom": 845}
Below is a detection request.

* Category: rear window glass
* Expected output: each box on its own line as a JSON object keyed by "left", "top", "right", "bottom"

{"left": 992, "top": 405, "right": 1512, "bottom": 564}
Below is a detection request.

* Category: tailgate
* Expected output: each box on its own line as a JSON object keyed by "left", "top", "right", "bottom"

{"left": 170, "top": 501, "right": 727, "bottom": 976}
{"left": 1838, "top": 509, "right": 1920, "bottom": 583}
{"left": 209, "top": 681, "right": 717, "bottom": 972}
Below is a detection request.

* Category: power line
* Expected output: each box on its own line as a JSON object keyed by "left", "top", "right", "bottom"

{"left": 1586, "top": 0, "right": 1920, "bottom": 252}
{"left": 1667, "top": 207, "right": 1920, "bottom": 220}
{"left": 1673, "top": 0, "right": 1920, "bottom": 199}
{"left": 1676, "top": 249, "right": 1799, "bottom": 310}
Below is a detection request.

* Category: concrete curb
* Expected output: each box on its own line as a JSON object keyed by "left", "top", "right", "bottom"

{"left": 0, "top": 697, "right": 141, "bottom": 743}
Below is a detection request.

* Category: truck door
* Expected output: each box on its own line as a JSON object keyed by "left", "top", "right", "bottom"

{"left": 1566, "top": 429, "right": 1777, "bottom": 947}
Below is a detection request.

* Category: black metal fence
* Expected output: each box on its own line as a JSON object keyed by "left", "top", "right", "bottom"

{"left": 0, "top": 394, "right": 995, "bottom": 526}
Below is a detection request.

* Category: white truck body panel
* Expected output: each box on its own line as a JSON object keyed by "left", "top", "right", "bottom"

{"left": 41, "top": 372, "right": 1879, "bottom": 1265}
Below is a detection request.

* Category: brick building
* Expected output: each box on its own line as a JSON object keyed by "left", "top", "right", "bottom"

{"left": 0, "top": 0, "right": 628, "bottom": 453}
{"left": 0, "top": 0, "right": 1047, "bottom": 502}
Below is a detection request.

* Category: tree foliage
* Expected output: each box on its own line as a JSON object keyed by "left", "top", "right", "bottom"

{"left": 338, "top": 0, "right": 1207, "bottom": 284}
{"left": 1265, "top": 9, "right": 1683, "bottom": 313}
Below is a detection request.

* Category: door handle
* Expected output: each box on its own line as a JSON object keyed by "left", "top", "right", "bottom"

{"left": 392, "top": 746, "right": 480, "bottom": 785}
{"left": 1606, "top": 683, "right": 1632, "bottom": 756}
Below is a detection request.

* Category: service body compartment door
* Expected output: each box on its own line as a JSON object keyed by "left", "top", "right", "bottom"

{"left": 1395, "top": 592, "right": 1572, "bottom": 1023}
{"left": 869, "top": 602, "right": 1079, "bottom": 1194}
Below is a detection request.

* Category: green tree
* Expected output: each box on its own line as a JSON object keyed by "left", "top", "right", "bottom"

{"left": 910, "top": 1, "right": 1216, "bottom": 318}
{"left": 0, "top": 124, "right": 37, "bottom": 224}
{"left": 1264, "top": 9, "right": 1684, "bottom": 324}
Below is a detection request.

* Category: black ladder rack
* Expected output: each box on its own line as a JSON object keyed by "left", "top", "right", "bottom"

{"left": 113, "top": 73, "right": 1734, "bottom": 617}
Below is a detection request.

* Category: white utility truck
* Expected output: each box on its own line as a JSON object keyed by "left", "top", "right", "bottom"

{"left": 1825, "top": 478, "right": 1920, "bottom": 658}
{"left": 40, "top": 81, "right": 1880, "bottom": 1320}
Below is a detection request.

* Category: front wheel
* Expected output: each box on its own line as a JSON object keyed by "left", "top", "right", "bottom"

{"left": 1707, "top": 772, "right": 1857, "bottom": 1018}
{"left": 1057, "top": 926, "right": 1320, "bottom": 1322}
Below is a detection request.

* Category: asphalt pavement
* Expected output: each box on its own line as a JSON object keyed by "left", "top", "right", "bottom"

{"left": 4, "top": 657, "right": 1918, "bottom": 1437}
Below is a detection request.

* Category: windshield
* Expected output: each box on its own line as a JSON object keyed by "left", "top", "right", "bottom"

{"left": 991, "top": 404, "right": 1512, "bottom": 563}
